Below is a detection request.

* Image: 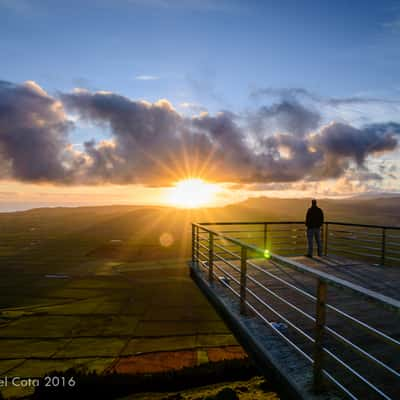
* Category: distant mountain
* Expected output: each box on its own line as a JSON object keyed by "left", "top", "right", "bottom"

{"left": 226, "top": 196, "right": 400, "bottom": 226}
{"left": 349, "top": 192, "right": 400, "bottom": 200}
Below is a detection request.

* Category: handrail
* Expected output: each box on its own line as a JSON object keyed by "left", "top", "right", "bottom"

{"left": 327, "top": 222, "right": 400, "bottom": 230}
{"left": 199, "top": 221, "right": 304, "bottom": 226}
{"left": 199, "top": 221, "right": 400, "bottom": 230}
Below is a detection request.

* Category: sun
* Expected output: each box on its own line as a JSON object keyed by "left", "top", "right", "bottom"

{"left": 167, "top": 178, "right": 219, "bottom": 208}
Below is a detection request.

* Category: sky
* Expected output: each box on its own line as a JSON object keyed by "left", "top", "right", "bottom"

{"left": 0, "top": 0, "right": 400, "bottom": 210}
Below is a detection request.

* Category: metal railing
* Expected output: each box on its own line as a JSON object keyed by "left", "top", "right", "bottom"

{"left": 192, "top": 221, "right": 400, "bottom": 266}
{"left": 191, "top": 221, "right": 400, "bottom": 400}
{"left": 326, "top": 222, "right": 400, "bottom": 266}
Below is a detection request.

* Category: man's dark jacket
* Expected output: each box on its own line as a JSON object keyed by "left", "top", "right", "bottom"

{"left": 305, "top": 206, "right": 324, "bottom": 228}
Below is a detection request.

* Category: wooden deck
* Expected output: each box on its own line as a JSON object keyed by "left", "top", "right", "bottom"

{"left": 291, "top": 255, "right": 400, "bottom": 301}
{"left": 206, "top": 254, "right": 400, "bottom": 399}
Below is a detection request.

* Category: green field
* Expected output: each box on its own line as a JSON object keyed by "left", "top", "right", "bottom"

{"left": 0, "top": 257, "right": 238, "bottom": 398}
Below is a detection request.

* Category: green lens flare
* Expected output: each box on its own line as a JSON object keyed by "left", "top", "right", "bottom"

{"left": 264, "top": 249, "right": 271, "bottom": 259}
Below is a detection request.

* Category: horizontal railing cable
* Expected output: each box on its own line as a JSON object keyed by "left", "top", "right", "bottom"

{"left": 323, "top": 348, "right": 392, "bottom": 400}
{"left": 324, "top": 326, "right": 400, "bottom": 378}
{"left": 245, "top": 286, "right": 315, "bottom": 343}
{"left": 213, "top": 253, "right": 241, "bottom": 273}
{"left": 212, "top": 263, "right": 241, "bottom": 286}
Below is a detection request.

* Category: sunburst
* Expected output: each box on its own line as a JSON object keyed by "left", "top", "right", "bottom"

{"left": 166, "top": 178, "right": 219, "bottom": 208}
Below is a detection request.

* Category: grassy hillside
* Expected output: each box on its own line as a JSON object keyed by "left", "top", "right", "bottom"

{"left": 0, "top": 197, "right": 398, "bottom": 274}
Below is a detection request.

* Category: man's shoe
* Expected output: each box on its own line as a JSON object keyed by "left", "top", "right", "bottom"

{"left": 305, "top": 254, "right": 312, "bottom": 258}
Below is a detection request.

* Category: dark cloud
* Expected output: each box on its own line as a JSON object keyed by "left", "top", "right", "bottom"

{"left": 307, "top": 122, "right": 400, "bottom": 180}
{"left": 0, "top": 80, "right": 72, "bottom": 182}
{"left": 251, "top": 100, "right": 321, "bottom": 137}
{"left": 257, "top": 133, "right": 321, "bottom": 182}
{"left": 192, "top": 111, "right": 252, "bottom": 164}
{"left": 363, "top": 122, "right": 400, "bottom": 136}
{"left": 0, "top": 80, "right": 399, "bottom": 186}
{"left": 314, "top": 122, "right": 399, "bottom": 165}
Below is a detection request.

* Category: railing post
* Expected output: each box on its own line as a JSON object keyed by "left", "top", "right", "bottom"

{"left": 208, "top": 231, "right": 214, "bottom": 283}
{"left": 263, "top": 223, "right": 268, "bottom": 250}
{"left": 240, "top": 246, "right": 247, "bottom": 315}
{"left": 196, "top": 226, "right": 200, "bottom": 267}
{"left": 313, "top": 279, "right": 327, "bottom": 393}
{"left": 324, "top": 222, "right": 328, "bottom": 256}
{"left": 381, "top": 228, "right": 386, "bottom": 266}
{"left": 192, "top": 224, "right": 195, "bottom": 266}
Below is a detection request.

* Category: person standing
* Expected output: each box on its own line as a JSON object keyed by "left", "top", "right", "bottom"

{"left": 305, "top": 199, "right": 324, "bottom": 257}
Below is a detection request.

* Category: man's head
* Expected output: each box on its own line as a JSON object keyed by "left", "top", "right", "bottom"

{"left": 312, "top": 199, "right": 317, "bottom": 206}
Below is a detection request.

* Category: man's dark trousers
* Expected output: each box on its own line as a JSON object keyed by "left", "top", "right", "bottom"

{"left": 307, "top": 227, "right": 322, "bottom": 256}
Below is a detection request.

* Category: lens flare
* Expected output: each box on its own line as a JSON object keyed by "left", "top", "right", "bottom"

{"left": 160, "top": 232, "right": 174, "bottom": 247}
{"left": 264, "top": 249, "right": 271, "bottom": 259}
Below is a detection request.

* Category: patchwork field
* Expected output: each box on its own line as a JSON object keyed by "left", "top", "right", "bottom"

{"left": 0, "top": 259, "right": 241, "bottom": 399}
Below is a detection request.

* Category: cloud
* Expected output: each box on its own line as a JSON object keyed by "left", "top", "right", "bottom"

{"left": 251, "top": 87, "right": 400, "bottom": 132}
{"left": 250, "top": 100, "right": 321, "bottom": 137}
{"left": 251, "top": 87, "right": 317, "bottom": 102}
{"left": 0, "top": 80, "right": 73, "bottom": 182}
{"left": 0, "top": 80, "right": 399, "bottom": 187}
{"left": 179, "top": 102, "right": 207, "bottom": 113}
{"left": 60, "top": 90, "right": 189, "bottom": 184}
{"left": 314, "top": 122, "right": 399, "bottom": 165}
{"left": 135, "top": 75, "right": 160, "bottom": 81}
{"left": 378, "top": 160, "right": 398, "bottom": 179}
{"left": 251, "top": 87, "right": 400, "bottom": 107}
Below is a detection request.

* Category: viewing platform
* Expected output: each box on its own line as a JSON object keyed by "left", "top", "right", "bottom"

{"left": 190, "top": 222, "right": 400, "bottom": 400}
